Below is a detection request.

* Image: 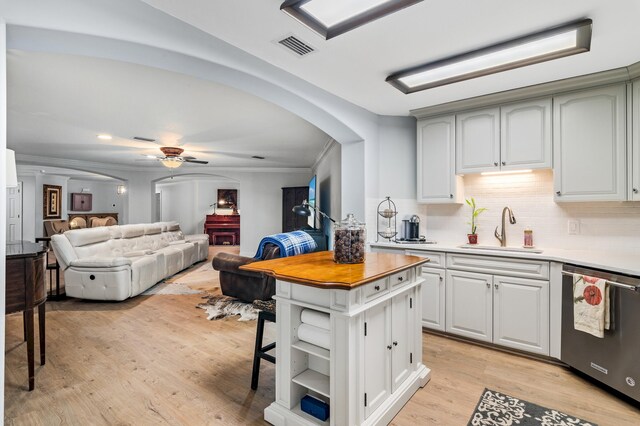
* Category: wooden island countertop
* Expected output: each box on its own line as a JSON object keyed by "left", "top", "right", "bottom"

{"left": 240, "top": 251, "right": 429, "bottom": 290}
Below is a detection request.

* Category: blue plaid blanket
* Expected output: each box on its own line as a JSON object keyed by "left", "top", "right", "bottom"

{"left": 254, "top": 230, "right": 317, "bottom": 259}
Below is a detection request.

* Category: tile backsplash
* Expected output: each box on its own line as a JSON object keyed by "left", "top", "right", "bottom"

{"left": 372, "top": 170, "right": 640, "bottom": 251}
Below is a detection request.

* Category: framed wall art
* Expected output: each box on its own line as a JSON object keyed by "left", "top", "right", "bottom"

{"left": 217, "top": 189, "right": 238, "bottom": 208}
{"left": 43, "top": 184, "right": 62, "bottom": 219}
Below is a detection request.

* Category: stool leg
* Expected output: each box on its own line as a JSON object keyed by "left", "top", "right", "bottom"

{"left": 23, "top": 311, "right": 27, "bottom": 342}
{"left": 251, "top": 313, "right": 265, "bottom": 390}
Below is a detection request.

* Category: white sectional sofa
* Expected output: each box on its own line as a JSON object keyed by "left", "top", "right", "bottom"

{"left": 50, "top": 221, "right": 209, "bottom": 301}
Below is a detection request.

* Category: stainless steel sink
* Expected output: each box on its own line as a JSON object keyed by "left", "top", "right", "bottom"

{"left": 458, "top": 244, "right": 543, "bottom": 254}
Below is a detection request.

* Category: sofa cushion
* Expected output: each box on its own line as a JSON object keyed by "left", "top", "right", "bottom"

{"left": 120, "top": 224, "right": 146, "bottom": 239}
{"left": 144, "top": 224, "right": 163, "bottom": 235}
{"left": 108, "top": 225, "right": 123, "bottom": 239}
{"left": 167, "top": 221, "right": 181, "bottom": 231}
{"left": 65, "top": 227, "right": 111, "bottom": 247}
{"left": 69, "top": 257, "right": 132, "bottom": 268}
{"left": 51, "top": 234, "right": 78, "bottom": 269}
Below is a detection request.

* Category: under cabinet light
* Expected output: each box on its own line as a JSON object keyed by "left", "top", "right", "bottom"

{"left": 481, "top": 169, "right": 532, "bottom": 176}
{"left": 387, "top": 19, "right": 592, "bottom": 94}
{"left": 281, "top": 0, "right": 423, "bottom": 40}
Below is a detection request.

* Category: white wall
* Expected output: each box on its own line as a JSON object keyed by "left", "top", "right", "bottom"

{"left": 425, "top": 170, "right": 640, "bottom": 250}
{"left": 67, "top": 179, "right": 125, "bottom": 218}
{"left": 313, "top": 141, "right": 341, "bottom": 247}
{"left": 19, "top": 175, "right": 35, "bottom": 241}
{"left": 157, "top": 179, "right": 239, "bottom": 235}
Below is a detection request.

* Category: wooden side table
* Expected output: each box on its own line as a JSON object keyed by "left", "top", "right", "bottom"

{"left": 6, "top": 241, "right": 47, "bottom": 391}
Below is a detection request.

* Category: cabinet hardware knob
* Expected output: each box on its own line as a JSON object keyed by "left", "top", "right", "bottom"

{"left": 501, "top": 161, "right": 506, "bottom": 166}
{"left": 494, "top": 162, "right": 498, "bottom": 166}
{"left": 374, "top": 285, "right": 380, "bottom": 291}
{"left": 398, "top": 276, "right": 404, "bottom": 282}
{"left": 449, "top": 194, "right": 453, "bottom": 198}
{"left": 556, "top": 191, "right": 561, "bottom": 196}
{"left": 486, "top": 282, "right": 490, "bottom": 288}
{"left": 393, "top": 341, "right": 398, "bottom": 346}
{"left": 439, "top": 276, "right": 443, "bottom": 282}
{"left": 494, "top": 283, "right": 499, "bottom": 290}
{"left": 387, "top": 345, "right": 392, "bottom": 350}
{"left": 634, "top": 188, "right": 639, "bottom": 194}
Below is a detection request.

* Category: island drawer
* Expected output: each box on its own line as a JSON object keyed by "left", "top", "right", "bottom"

{"left": 362, "top": 278, "right": 389, "bottom": 302}
{"left": 446, "top": 253, "right": 549, "bottom": 280}
{"left": 390, "top": 269, "right": 410, "bottom": 288}
{"left": 405, "top": 250, "right": 444, "bottom": 268}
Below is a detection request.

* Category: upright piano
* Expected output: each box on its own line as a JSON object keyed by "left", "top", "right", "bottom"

{"left": 204, "top": 214, "right": 240, "bottom": 245}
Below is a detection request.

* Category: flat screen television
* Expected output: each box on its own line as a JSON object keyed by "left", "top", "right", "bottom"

{"left": 308, "top": 175, "right": 316, "bottom": 228}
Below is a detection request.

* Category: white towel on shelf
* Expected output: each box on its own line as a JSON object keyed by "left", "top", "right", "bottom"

{"left": 298, "top": 323, "right": 331, "bottom": 350}
{"left": 573, "top": 273, "right": 610, "bottom": 338}
{"left": 301, "top": 309, "right": 330, "bottom": 330}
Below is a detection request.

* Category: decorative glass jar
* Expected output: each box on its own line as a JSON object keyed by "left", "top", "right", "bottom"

{"left": 333, "top": 213, "right": 366, "bottom": 264}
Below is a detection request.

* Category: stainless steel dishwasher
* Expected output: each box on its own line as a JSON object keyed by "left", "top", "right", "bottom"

{"left": 561, "top": 264, "right": 640, "bottom": 403}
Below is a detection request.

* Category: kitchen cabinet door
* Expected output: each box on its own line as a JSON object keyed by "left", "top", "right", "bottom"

{"left": 456, "top": 107, "right": 500, "bottom": 174}
{"left": 553, "top": 85, "right": 627, "bottom": 201}
{"left": 417, "top": 115, "right": 463, "bottom": 203}
{"left": 501, "top": 98, "right": 552, "bottom": 170}
{"left": 391, "top": 291, "right": 412, "bottom": 393}
{"left": 493, "top": 276, "right": 549, "bottom": 355}
{"left": 421, "top": 267, "right": 445, "bottom": 332}
{"left": 446, "top": 270, "right": 493, "bottom": 342}
{"left": 632, "top": 81, "right": 640, "bottom": 201}
{"left": 363, "top": 300, "right": 391, "bottom": 418}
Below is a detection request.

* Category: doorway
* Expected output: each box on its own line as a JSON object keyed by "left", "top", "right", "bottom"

{"left": 6, "top": 182, "right": 23, "bottom": 242}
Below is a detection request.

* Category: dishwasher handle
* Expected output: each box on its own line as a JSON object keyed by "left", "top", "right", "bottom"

{"left": 561, "top": 271, "right": 639, "bottom": 292}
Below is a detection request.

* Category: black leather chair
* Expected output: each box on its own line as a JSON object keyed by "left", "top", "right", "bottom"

{"left": 211, "top": 244, "right": 281, "bottom": 303}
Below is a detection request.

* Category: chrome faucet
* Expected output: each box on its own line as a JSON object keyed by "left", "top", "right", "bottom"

{"left": 494, "top": 207, "right": 516, "bottom": 247}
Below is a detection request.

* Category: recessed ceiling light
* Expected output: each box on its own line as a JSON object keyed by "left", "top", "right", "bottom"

{"left": 97, "top": 134, "right": 113, "bottom": 140}
{"left": 387, "top": 19, "right": 592, "bottom": 94}
{"left": 146, "top": 155, "right": 157, "bottom": 159}
{"left": 281, "top": 0, "right": 423, "bottom": 40}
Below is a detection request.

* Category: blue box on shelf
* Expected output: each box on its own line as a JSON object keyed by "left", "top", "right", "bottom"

{"left": 301, "top": 395, "right": 330, "bottom": 421}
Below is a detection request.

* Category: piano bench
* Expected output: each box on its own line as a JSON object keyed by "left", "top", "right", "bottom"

{"left": 211, "top": 232, "right": 236, "bottom": 246}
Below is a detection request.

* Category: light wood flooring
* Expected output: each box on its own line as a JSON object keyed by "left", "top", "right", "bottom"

{"left": 5, "top": 246, "right": 640, "bottom": 425}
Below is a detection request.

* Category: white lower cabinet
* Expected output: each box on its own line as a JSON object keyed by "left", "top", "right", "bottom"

{"left": 364, "top": 291, "right": 414, "bottom": 419}
{"left": 493, "top": 275, "right": 549, "bottom": 355}
{"left": 420, "top": 267, "right": 446, "bottom": 331}
{"left": 445, "top": 270, "right": 493, "bottom": 342}
{"left": 446, "top": 269, "right": 550, "bottom": 355}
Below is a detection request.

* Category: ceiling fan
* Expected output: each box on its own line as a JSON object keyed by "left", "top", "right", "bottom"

{"left": 148, "top": 146, "right": 209, "bottom": 169}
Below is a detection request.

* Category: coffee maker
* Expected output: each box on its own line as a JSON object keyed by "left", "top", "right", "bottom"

{"left": 401, "top": 215, "right": 424, "bottom": 241}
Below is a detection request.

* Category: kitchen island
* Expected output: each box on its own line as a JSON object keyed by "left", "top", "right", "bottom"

{"left": 242, "top": 251, "right": 431, "bottom": 426}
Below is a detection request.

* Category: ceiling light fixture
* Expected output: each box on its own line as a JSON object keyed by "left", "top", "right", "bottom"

{"left": 117, "top": 185, "right": 127, "bottom": 195}
{"left": 387, "top": 18, "right": 592, "bottom": 94}
{"left": 281, "top": 0, "right": 423, "bottom": 40}
{"left": 480, "top": 169, "right": 533, "bottom": 176}
{"left": 97, "top": 134, "right": 113, "bottom": 140}
{"left": 161, "top": 158, "right": 183, "bottom": 169}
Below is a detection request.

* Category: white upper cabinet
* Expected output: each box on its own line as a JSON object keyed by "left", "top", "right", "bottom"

{"left": 417, "top": 115, "right": 463, "bottom": 203}
{"left": 456, "top": 107, "right": 500, "bottom": 174}
{"left": 553, "top": 85, "right": 627, "bottom": 202}
{"left": 632, "top": 81, "right": 640, "bottom": 201}
{"left": 501, "top": 98, "right": 552, "bottom": 170}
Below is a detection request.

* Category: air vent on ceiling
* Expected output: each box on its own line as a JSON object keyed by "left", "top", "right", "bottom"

{"left": 252, "top": 155, "right": 265, "bottom": 160}
{"left": 278, "top": 35, "right": 315, "bottom": 57}
{"left": 133, "top": 136, "right": 156, "bottom": 142}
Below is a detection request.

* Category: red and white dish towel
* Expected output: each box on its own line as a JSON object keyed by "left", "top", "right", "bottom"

{"left": 573, "top": 274, "right": 610, "bottom": 338}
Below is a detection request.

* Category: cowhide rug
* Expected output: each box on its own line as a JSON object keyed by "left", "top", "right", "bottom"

{"left": 196, "top": 295, "right": 259, "bottom": 321}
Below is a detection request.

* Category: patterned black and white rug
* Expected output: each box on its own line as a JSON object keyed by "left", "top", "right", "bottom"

{"left": 468, "top": 389, "right": 597, "bottom": 426}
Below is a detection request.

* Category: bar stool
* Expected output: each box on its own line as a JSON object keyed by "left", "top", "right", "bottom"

{"left": 251, "top": 300, "right": 276, "bottom": 390}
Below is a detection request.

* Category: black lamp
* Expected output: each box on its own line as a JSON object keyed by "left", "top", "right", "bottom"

{"left": 209, "top": 200, "right": 226, "bottom": 214}
{"left": 292, "top": 199, "right": 336, "bottom": 229}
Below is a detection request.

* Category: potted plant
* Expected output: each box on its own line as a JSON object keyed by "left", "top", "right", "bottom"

{"left": 465, "top": 197, "right": 486, "bottom": 245}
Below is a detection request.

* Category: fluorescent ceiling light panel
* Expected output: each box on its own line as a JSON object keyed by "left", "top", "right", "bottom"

{"left": 387, "top": 19, "right": 592, "bottom": 94}
{"left": 281, "top": 0, "right": 423, "bottom": 40}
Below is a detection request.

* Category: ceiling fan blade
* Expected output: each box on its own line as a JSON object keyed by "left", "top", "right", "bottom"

{"left": 184, "top": 159, "right": 208, "bottom": 164}
{"left": 182, "top": 156, "right": 196, "bottom": 160}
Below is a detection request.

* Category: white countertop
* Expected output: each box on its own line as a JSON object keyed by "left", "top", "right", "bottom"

{"left": 369, "top": 241, "right": 640, "bottom": 277}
